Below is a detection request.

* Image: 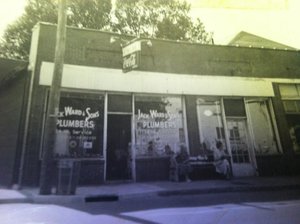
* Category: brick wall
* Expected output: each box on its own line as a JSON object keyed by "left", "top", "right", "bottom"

{"left": 35, "top": 23, "right": 300, "bottom": 78}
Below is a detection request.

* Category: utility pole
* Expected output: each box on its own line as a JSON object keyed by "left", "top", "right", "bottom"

{"left": 39, "top": 0, "right": 67, "bottom": 195}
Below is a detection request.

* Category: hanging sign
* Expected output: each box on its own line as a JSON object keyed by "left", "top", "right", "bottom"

{"left": 122, "top": 40, "right": 141, "bottom": 73}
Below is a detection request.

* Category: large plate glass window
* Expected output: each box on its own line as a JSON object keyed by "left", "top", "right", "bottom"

{"left": 134, "top": 95, "right": 185, "bottom": 157}
{"left": 245, "top": 98, "right": 280, "bottom": 154}
{"left": 279, "top": 84, "right": 300, "bottom": 153}
{"left": 196, "top": 97, "right": 226, "bottom": 158}
{"left": 53, "top": 92, "right": 104, "bottom": 158}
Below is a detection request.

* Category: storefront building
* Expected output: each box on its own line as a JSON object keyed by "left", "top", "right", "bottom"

{"left": 6, "top": 22, "right": 300, "bottom": 187}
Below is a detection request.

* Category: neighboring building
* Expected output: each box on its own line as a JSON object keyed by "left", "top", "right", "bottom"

{"left": 1, "top": 22, "right": 300, "bottom": 188}
{"left": 0, "top": 58, "right": 28, "bottom": 186}
{"left": 229, "top": 31, "right": 296, "bottom": 50}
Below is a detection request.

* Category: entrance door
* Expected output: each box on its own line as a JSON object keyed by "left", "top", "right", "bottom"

{"left": 106, "top": 114, "right": 132, "bottom": 181}
{"left": 226, "top": 119, "right": 256, "bottom": 177}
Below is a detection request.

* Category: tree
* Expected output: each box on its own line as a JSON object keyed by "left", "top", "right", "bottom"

{"left": 0, "top": 0, "right": 212, "bottom": 60}
{"left": 0, "top": 0, "right": 57, "bottom": 60}
{"left": 0, "top": 0, "right": 112, "bottom": 60}
{"left": 67, "top": 0, "right": 112, "bottom": 29}
{"left": 112, "top": 0, "right": 213, "bottom": 43}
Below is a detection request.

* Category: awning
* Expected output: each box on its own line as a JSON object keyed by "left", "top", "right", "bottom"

{"left": 40, "top": 62, "right": 276, "bottom": 97}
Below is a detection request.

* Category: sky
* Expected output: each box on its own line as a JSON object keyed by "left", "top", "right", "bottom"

{"left": 0, "top": 0, "right": 299, "bottom": 49}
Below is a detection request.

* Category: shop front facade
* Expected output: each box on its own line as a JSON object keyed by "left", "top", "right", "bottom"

{"left": 38, "top": 62, "right": 283, "bottom": 183}
{"left": 17, "top": 23, "right": 300, "bottom": 186}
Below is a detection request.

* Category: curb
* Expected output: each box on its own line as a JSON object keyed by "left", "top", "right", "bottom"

{"left": 1, "top": 183, "right": 299, "bottom": 204}
{"left": 32, "top": 195, "right": 84, "bottom": 204}
{"left": 0, "top": 189, "right": 33, "bottom": 204}
{"left": 31, "top": 183, "right": 300, "bottom": 204}
{"left": 0, "top": 198, "right": 32, "bottom": 204}
{"left": 157, "top": 184, "right": 300, "bottom": 197}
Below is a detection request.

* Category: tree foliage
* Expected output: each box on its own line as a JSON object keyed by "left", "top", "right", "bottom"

{"left": 68, "top": 0, "right": 112, "bottom": 29}
{"left": 0, "top": 0, "right": 112, "bottom": 60}
{"left": 112, "top": 0, "right": 212, "bottom": 43}
{"left": 0, "top": 0, "right": 212, "bottom": 60}
{"left": 0, "top": 0, "right": 57, "bottom": 60}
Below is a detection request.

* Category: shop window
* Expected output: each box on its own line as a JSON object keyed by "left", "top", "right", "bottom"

{"left": 53, "top": 93, "right": 104, "bottom": 158}
{"left": 245, "top": 98, "right": 280, "bottom": 154}
{"left": 279, "top": 84, "right": 300, "bottom": 98}
{"left": 280, "top": 84, "right": 300, "bottom": 114}
{"left": 287, "top": 115, "right": 300, "bottom": 153}
{"left": 279, "top": 84, "right": 300, "bottom": 153}
{"left": 134, "top": 95, "right": 185, "bottom": 157}
{"left": 196, "top": 97, "right": 226, "bottom": 157}
{"left": 282, "top": 100, "right": 300, "bottom": 114}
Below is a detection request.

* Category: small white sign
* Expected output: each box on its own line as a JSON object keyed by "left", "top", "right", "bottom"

{"left": 122, "top": 41, "right": 141, "bottom": 57}
{"left": 83, "top": 141, "right": 93, "bottom": 149}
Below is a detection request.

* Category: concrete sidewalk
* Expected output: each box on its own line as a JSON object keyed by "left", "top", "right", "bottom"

{"left": 1, "top": 176, "right": 300, "bottom": 204}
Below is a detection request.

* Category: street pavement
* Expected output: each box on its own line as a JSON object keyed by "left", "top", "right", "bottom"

{"left": 1, "top": 198, "right": 300, "bottom": 224}
{"left": 0, "top": 175, "right": 300, "bottom": 204}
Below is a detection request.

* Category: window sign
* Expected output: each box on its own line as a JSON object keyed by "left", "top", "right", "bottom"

{"left": 54, "top": 95, "right": 104, "bottom": 158}
{"left": 134, "top": 96, "right": 185, "bottom": 157}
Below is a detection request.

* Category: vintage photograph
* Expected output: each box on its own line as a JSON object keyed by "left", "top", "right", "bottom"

{"left": 0, "top": 0, "right": 300, "bottom": 223}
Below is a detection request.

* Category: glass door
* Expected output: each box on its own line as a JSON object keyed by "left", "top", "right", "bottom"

{"left": 106, "top": 114, "right": 132, "bottom": 180}
{"left": 106, "top": 94, "right": 133, "bottom": 181}
{"left": 226, "top": 118, "right": 256, "bottom": 177}
{"left": 223, "top": 98, "right": 256, "bottom": 177}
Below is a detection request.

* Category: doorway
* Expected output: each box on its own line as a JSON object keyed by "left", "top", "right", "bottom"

{"left": 226, "top": 118, "right": 257, "bottom": 177}
{"left": 106, "top": 114, "right": 132, "bottom": 181}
